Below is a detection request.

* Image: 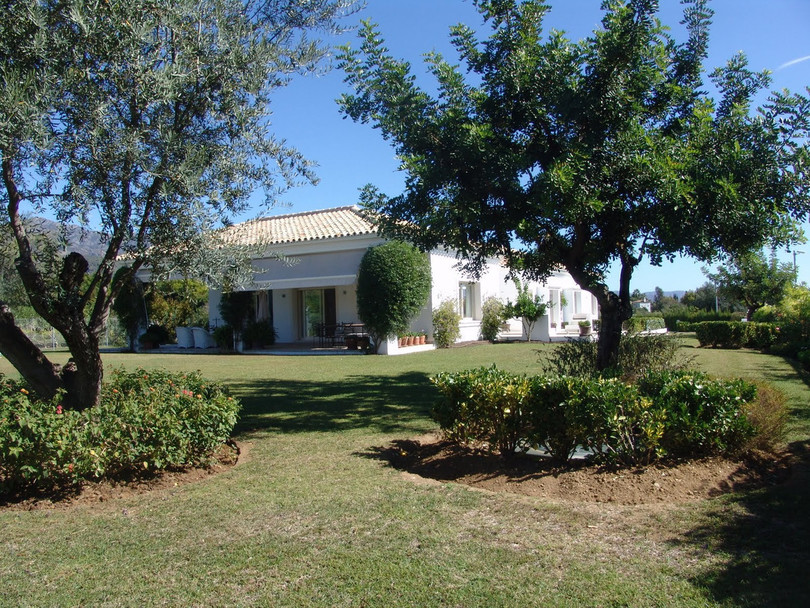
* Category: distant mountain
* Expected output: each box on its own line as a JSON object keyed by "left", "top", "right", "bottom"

{"left": 26, "top": 217, "right": 109, "bottom": 269}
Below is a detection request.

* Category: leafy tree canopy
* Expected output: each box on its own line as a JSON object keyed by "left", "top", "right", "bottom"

{"left": 705, "top": 250, "right": 796, "bottom": 320}
{"left": 0, "top": 0, "right": 357, "bottom": 408}
{"left": 339, "top": 0, "right": 810, "bottom": 369}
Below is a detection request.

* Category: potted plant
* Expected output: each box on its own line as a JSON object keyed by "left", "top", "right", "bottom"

{"left": 578, "top": 320, "right": 592, "bottom": 336}
{"left": 417, "top": 331, "right": 426, "bottom": 345}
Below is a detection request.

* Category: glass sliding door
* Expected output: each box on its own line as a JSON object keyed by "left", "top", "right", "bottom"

{"left": 302, "top": 289, "right": 324, "bottom": 338}
{"left": 300, "top": 288, "right": 336, "bottom": 338}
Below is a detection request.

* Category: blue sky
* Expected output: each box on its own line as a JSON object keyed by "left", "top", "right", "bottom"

{"left": 260, "top": 0, "right": 810, "bottom": 293}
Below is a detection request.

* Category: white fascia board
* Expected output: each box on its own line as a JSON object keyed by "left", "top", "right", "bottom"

{"left": 250, "top": 274, "right": 357, "bottom": 290}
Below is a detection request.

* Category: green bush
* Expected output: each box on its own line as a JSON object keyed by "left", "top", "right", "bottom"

{"left": 637, "top": 370, "right": 756, "bottom": 457}
{"left": 356, "top": 241, "right": 432, "bottom": 352}
{"left": 693, "top": 321, "right": 779, "bottom": 350}
{"left": 663, "top": 309, "right": 741, "bottom": 332}
{"left": 694, "top": 321, "right": 747, "bottom": 348}
{"left": 432, "top": 367, "right": 760, "bottom": 466}
{"left": 213, "top": 325, "right": 234, "bottom": 350}
{"left": 242, "top": 319, "right": 277, "bottom": 349}
{"left": 524, "top": 376, "right": 583, "bottom": 464}
{"left": 432, "top": 300, "right": 461, "bottom": 348}
{"left": 0, "top": 369, "right": 240, "bottom": 494}
{"left": 623, "top": 314, "right": 665, "bottom": 334}
{"left": 541, "top": 333, "right": 688, "bottom": 380}
{"left": 432, "top": 366, "right": 528, "bottom": 455}
{"left": 480, "top": 297, "right": 504, "bottom": 342}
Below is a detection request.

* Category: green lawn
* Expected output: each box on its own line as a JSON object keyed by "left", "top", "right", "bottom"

{"left": 1, "top": 340, "right": 809, "bottom": 607}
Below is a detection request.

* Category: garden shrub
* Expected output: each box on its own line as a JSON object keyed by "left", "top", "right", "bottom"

{"left": 242, "top": 319, "right": 277, "bottom": 349}
{"left": 567, "top": 378, "right": 666, "bottom": 466}
{"left": 623, "top": 314, "right": 665, "bottom": 334}
{"left": 637, "top": 370, "right": 756, "bottom": 457}
{"left": 433, "top": 367, "right": 761, "bottom": 467}
{"left": 693, "top": 321, "right": 779, "bottom": 350}
{"left": 524, "top": 376, "right": 583, "bottom": 464}
{"left": 432, "top": 366, "right": 529, "bottom": 456}
{"left": 432, "top": 300, "right": 461, "bottom": 348}
{"left": 694, "top": 321, "right": 747, "bottom": 348}
{"left": 480, "top": 297, "right": 504, "bottom": 342}
{"left": 0, "top": 369, "right": 240, "bottom": 494}
{"left": 541, "top": 333, "right": 688, "bottom": 380}
{"left": 356, "top": 241, "right": 432, "bottom": 352}
{"left": 663, "top": 309, "right": 741, "bottom": 332}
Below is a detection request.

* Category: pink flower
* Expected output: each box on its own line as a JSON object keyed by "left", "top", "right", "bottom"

{"left": 56, "top": 405, "right": 63, "bottom": 415}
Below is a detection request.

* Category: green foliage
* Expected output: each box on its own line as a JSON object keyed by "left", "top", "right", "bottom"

{"left": 356, "top": 241, "right": 432, "bottom": 351}
{"left": 242, "top": 319, "right": 277, "bottom": 349}
{"left": 705, "top": 250, "right": 796, "bottom": 320}
{"left": 693, "top": 321, "right": 778, "bottom": 350}
{"left": 524, "top": 376, "right": 583, "bottom": 464}
{"left": 212, "top": 325, "right": 234, "bottom": 351}
{"left": 432, "top": 366, "right": 529, "bottom": 456}
{"left": 624, "top": 315, "right": 666, "bottom": 334}
{"left": 145, "top": 280, "right": 209, "bottom": 332}
{"left": 665, "top": 309, "right": 742, "bottom": 331}
{"left": 340, "top": 0, "right": 810, "bottom": 372}
{"left": 432, "top": 367, "right": 759, "bottom": 466}
{"left": 432, "top": 300, "right": 461, "bottom": 349}
{"left": 111, "top": 268, "right": 148, "bottom": 351}
{"left": 542, "top": 334, "right": 689, "bottom": 381}
{"left": 637, "top": 371, "right": 757, "bottom": 457}
{"left": 0, "top": 369, "right": 240, "bottom": 493}
{"left": 139, "top": 324, "right": 171, "bottom": 347}
{"left": 218, "top": 292, "right": 254, "bottom": 335}
{"left": 0, "top": 0, "right": 356, "bottom": 407}
{"left": 503, "top": 279, "right": 547, "bottom": 340}
{"left": 480, "top": 297, "right": 504, "bottom": 342}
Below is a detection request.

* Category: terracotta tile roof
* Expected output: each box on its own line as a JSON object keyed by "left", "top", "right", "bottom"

{"left": 219, "top": 206, "right": 378, "bottom": 246}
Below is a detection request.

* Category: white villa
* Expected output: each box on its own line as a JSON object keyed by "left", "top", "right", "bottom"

{"left": 207, "top": 206, "right": 599, "bottom": 352}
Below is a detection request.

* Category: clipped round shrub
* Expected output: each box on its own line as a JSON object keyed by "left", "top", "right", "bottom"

{"left": 356, "top": 241, "right": 432, "bottom": 351}
{"left": 0, "top": 369, "right": 241, "bottom": 494}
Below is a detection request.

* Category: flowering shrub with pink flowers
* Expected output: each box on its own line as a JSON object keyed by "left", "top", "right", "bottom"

{"left": 0, "top": 368, "right": 240, "bottom": 494}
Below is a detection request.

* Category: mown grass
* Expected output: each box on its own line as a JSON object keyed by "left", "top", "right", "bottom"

{"left": 1, "top": 339, "right": 809, "bottom": 607}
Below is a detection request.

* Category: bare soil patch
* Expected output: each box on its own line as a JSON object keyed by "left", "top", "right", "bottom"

{"left": 372, "top": 434, "right": 797, "bottom": 505}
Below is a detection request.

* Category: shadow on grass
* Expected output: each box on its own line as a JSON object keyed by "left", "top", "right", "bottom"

{"left": 671, "top": 440, "right": 810, "bottom": 607}
{"left": 229, "top": 371, "right": 436, "bottom": 436}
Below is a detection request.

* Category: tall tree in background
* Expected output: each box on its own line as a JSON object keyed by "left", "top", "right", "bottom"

{"left": 0, "top": 0, "right": 356, "bottom": 408}
{"left": 705, "top": 250, "right": 796, "bottom": 320}
{"left": 339, "top": 0, "right": 810, "bottom": 369}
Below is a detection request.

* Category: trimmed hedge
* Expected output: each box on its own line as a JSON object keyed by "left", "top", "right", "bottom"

{"left": 432, "top": 366, "right": 764, "bottom": 466}
{"left": 663, "top": 310, "right": 742, "bottom": 332}
{"left": 693, "top": 321, "right": 779, "bottom": 350}
{"left": 1, "top": 368, "right": 240, "bottom": 493}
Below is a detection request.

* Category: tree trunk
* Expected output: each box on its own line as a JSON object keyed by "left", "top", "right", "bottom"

{"left": 0, "top": 303, "right": 63, "bottom": 400}
{"left": 566, "top": 257, "right": 636, "bottom": 372}
{"left": 0, "top": 303, "right": 103, "bottom": 410}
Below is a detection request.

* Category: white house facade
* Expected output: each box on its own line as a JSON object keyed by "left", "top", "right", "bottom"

{"left": 207, "top": 206, "right": 599, "bottom": 352}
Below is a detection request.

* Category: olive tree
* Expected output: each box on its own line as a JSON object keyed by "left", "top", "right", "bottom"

{"left": 356, "top": 241, "right": 432, "bottom": 352}
{"left": 339, "top": 0, "right": 810, "bottom": 370}
{"left": 0, "top": 0, "right": 356, "bottom": 408}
